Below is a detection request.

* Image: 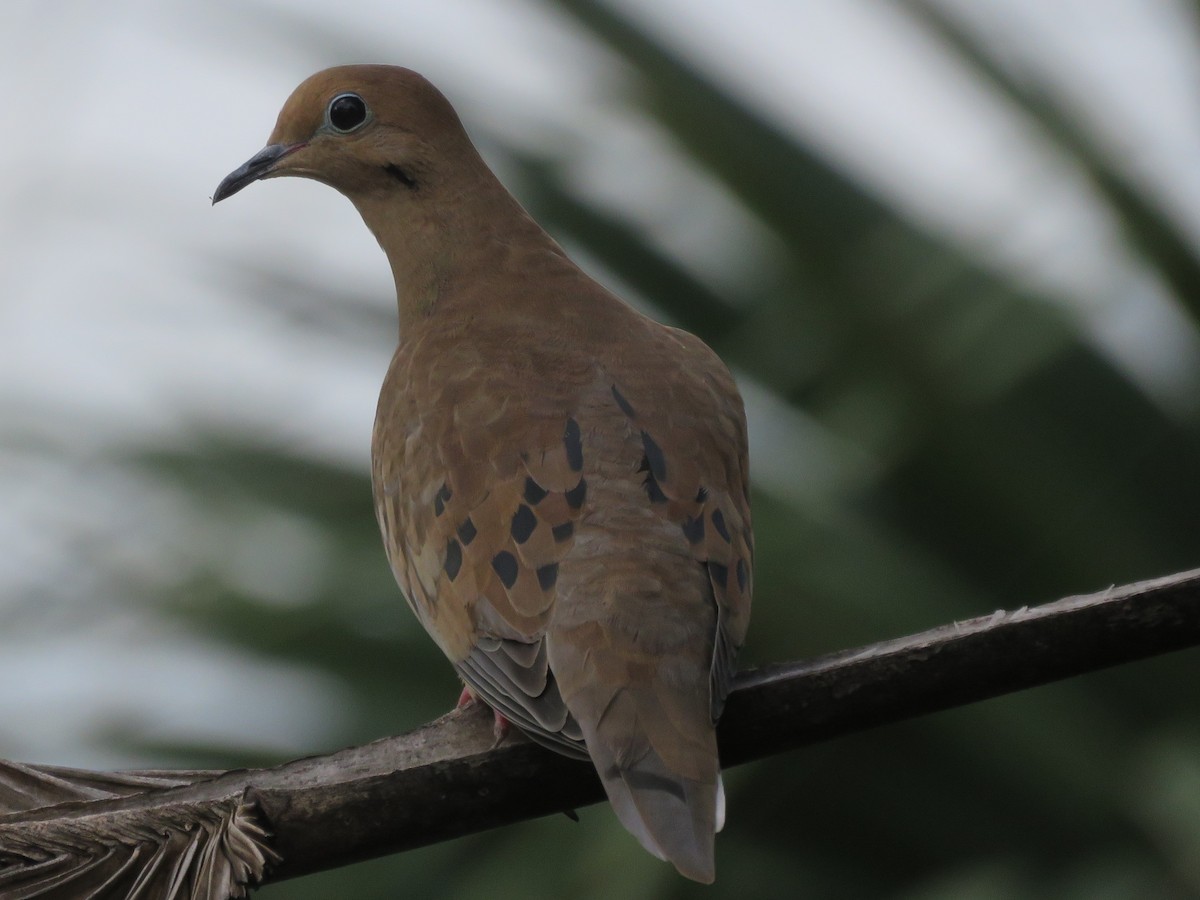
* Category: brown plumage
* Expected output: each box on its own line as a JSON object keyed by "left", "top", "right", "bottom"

{"left": 214, "top": 65, "right": 752, "bottom": 883}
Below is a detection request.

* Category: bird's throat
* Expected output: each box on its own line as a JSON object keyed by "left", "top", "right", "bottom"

{"left": 352, "top": 174, "right": 568, "bottom": 334}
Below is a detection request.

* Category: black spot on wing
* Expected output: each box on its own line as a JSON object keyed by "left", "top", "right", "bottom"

{"left": 696, "top": 486, "right": 708, "bottom": 503}
{"left": 640, "top": 431, "right": 667, "bottom": 482}
{"left": 711, "top": 508, "right": 731, "bottom": 543}
{"left": 511, "top": 504, "right": 537, "bottom": 544}
{"left": 563, "top": 418, "right": 584, "bottom": 472}
{"left": 492, "top": 552, "right": 519, "bottom": 589}
{"left": 523, "top": 477, "right": 548, "bottom": 505}
{"left": 611, "top": 385, "right": 636, "bottom": 418}
{"left": 736, "top": 558, "right": 748, "bottom": 591}
{"left": 456, "top": 517, "right": 477, "bottom": 546}
{"left": 565, "top": 478, "right": 587, "bottom": 510}
{"left": 434, "top": 483, "right": 452, "bottom": 516}
{"left": 444, "top": 539, "right": 462, "bottom": 580}
{"left": 682, "top": 514, "right": 705, "bottom": 544}
{"left": 552, "top": 521, "right": 574, "bottom": 542}
{"left": 537, "top": 563, "right": 559, "bottom": 590}
{"left": 643, "top": 467, "right": 668, "bottom": 504}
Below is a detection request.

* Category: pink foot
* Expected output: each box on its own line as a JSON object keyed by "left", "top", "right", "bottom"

{"left": 490, "top": 710, "right": 512, "bottom": 747}
{"left": 456, "top": 685, "right": 512, "bottom": 746}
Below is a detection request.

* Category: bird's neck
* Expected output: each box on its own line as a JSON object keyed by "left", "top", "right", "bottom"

{"left": 350, "top": 157, "right": 571, "bottom": 337}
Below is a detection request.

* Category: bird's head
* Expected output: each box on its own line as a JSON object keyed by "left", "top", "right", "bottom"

{"left": 212, "top": 65, "right": 473, "bottom": 205}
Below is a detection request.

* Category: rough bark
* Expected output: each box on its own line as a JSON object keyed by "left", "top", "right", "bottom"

{"left": 2, "top": 568, "right": 1198, "bottom": 897}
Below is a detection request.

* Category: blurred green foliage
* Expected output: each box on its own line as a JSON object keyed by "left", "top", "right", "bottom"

{"left": 141, "top": 1, "right": 1200, "bottom": 896}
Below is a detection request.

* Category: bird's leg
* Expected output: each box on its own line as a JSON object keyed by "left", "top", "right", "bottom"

{"left": 456, "top": 684, "right": 513, "bottom": 746}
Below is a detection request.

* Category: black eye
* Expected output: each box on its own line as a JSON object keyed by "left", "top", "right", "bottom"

{"left": 327, "top": 93, "right": 368, "bottom": 133}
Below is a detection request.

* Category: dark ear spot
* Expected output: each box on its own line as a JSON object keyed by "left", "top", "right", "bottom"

{"left": 384, "top": 163, "right": 419, "bottom": 190}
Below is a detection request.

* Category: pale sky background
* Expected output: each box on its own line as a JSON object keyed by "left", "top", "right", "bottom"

{"left": 3, "top": 0, "right": 1200, "bottom": 766}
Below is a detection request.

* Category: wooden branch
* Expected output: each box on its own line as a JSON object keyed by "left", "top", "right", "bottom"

{"left": 2, "top": 569, "right": 1199, "bottom": 898}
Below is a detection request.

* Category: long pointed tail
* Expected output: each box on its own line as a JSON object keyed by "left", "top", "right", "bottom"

{"left": 598, "top": 753, "right": 723, "bottom": 883}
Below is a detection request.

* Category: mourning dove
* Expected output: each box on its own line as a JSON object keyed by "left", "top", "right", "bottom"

{"left": 213, "top": 65, "right": 752, "bottom": 883}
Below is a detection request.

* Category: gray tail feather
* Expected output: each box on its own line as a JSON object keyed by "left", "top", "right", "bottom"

{"left": 598, "top": 754, "right": 723, "bottom": 884}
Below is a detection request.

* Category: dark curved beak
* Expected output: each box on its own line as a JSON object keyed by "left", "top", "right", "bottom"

{"left": 212, "top": 143, "right": 304, "bottom": 204}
